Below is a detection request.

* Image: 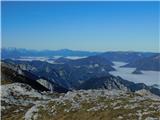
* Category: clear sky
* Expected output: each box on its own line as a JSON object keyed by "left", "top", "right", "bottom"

{"left": 2, "top": 1, "right": 159, "bottom": 52}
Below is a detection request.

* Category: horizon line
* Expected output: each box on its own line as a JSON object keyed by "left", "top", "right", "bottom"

{"left": 1, "top": 47, "right": 160, "bottom": 53}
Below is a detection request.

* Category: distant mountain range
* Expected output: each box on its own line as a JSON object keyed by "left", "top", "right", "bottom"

{"left": 1, "top": 48, "right": 100, "bottom": 58}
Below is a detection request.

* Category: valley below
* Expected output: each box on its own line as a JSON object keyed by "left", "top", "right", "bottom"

{"left": 110, "top": 62, "right": 160, "bottom": 89}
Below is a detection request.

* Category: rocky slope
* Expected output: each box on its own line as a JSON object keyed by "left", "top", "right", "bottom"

{"left": 1, "top": 82, "right": 160, "bottom": 120}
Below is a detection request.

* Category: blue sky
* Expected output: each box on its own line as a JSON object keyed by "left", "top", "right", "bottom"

{"left": 2, "top": 1, "right": 159, "bottom": 52}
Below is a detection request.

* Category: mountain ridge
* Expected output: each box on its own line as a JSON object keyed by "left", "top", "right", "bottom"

{"left": 122, "top": 54, "right": 160, "bottom": 71}
{"left": 1, "top": 62, "right": 68, "bottom": 93}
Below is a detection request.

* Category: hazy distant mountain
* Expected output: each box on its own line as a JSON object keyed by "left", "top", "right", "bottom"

{"left": 67, "top": 55, "right": 114, "bottom": 66}
{"left": 1, "top": 48, "right": 100, "bottom": 59}
{"left": 100, "top": 51, "right": 156, "bottom": 62}
{"left": 123, "top": 54, "right": 160, "bottom": 71}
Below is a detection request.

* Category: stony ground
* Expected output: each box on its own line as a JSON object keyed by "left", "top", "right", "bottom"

{"left": 1, "top": 83, "right": 160, "bottom": 120}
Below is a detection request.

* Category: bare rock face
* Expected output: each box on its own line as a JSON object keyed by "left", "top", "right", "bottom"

{"left": 36, "top": 79, "right": 54, "bottom": 92}
{"left": 36, "top": 79, "right": 68, "bottom": 93}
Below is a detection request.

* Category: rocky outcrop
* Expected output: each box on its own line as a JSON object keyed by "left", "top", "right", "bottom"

{"left": 36, "top": 79, "right": 68, "bottom": 93}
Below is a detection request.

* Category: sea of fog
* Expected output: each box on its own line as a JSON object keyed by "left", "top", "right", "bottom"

{"left": 15, "top": 56, "right": 87, "bottom": 63}
{"left": 109, "top": 62, "right": 160, "bottom": 89}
